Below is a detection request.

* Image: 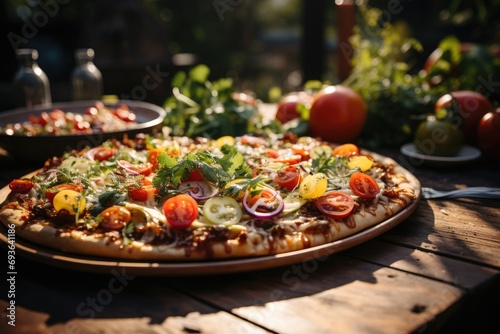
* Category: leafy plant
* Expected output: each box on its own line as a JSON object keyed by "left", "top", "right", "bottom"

{"left": 163, "top": 64, "right": 261, "bottom": 139}
{"left": 425, "top": 35, "right": 500, "bottom": 103}
{"left": 343, "top": 6, "right": 443, "bottom": 148}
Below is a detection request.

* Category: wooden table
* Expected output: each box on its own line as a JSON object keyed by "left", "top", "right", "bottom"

{"left": 1, "top": 148, "right": 499, "bottom": 334}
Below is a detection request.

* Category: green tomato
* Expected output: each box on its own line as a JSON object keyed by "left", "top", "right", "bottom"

{"left": 414, "top": 116, "right": 464, "bottom": 157}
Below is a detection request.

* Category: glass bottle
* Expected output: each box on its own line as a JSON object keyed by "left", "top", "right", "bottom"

{"left": 13, "top": 48, "right": 52, "bottom": 108}
{"left": 71, "top": 48, "right": 103, "bottom": 101}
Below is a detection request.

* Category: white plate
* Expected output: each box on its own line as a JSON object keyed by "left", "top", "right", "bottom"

{"left": 400, "top": 143, "right": 481, "bottom": 167}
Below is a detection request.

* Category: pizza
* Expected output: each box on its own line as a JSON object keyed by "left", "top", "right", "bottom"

{"left": 0, "top": 132, "right": 418, "bottom": 261}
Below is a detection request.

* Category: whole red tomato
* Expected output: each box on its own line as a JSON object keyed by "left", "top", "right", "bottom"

{"left": 275, "top": 91, "right": 313, "bottom": 124}
{"left": 435, "top": 90, "right": 494, "bottom": 145}
{"left": 308, "top": 85, "right": 366, "bottom": 143}
{"left": 477, "top": 108, "right": 500, "bottom": 160}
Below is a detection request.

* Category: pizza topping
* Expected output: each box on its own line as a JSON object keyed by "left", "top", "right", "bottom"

{"left": 53, "top": 189, "right": 86, "bottom": 215}
{"left": 59, "top": 157, "right": 93, "bottom": 175}
{"left": 179, "top": 181, "right": 219, "bottom": 201}
{"left": 310, "top": 144, "right": 333, "bottom": 159}
{"left": 242, "top": 187, "right": 284, "bottom": 219}
{"left": 117, "top": 160, "right": 153, "bottom": 176}
{"left": 349, "top": 172, "right": 380, "bottom": 200}
{"left": 45, "top": 183, "right": 84, "bottom": 204}
{"left": 124, "top": 202, "right": 164, "bottom": 223}
{"left": 299, "top": 173, "right": 328, "bottom": 199}
{"left": 215, "top": 135, "right": 236, "bottom": 149}
{"left": 163, "top": 194, "right": 199, "bottom": 229}
{"left": 185, "top": 169, "right": 205, "bottom": 181}
{"left": 332, "top": 143, "right": 360, "bottom": 157}
{"left": 128, "top": 178, "right": 158, "bottom": 203}
{"left": 274, "top": 165, "right": 303, "bottom": 191}
{"left": 147, "top": 148, "right": 165, "bottom": 171}
{"left": 84, "top": 147, "right": 116, "bottom": 162}
{"left": 9, "top": 179, "right": 35, "bottom": 193}
{"left": 202, "top": 196, "right": 242, "bottom": 226}
{"left": 348, "top": 155, "right": 374, "bottom": 172}
{"left": 281, "top": 195, "right": 307, "bottom": 215}
{"left": 315, "top": 191, "right": 355, "bottom": 219}
{"left": 99, "top": 206, "right": 132, "bottom": 231}
{"left": 222, "top": 178, "right": 248, "bottom": 200}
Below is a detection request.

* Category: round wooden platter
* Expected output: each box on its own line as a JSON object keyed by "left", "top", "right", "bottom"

{"left": 0, "top": 158, "right": 421, "bottom": 277}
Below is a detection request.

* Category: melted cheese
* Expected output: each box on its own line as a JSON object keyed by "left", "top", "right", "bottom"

{"left": 60, "top": 157, "right": 93, "bottom": 174}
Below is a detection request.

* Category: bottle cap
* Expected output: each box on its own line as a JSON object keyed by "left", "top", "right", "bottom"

{"left": 75, "top": 48, "right": 95, "bottom": 61}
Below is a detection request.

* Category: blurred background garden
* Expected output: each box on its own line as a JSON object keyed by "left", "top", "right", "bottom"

{"left": 1, "top": 0, "right": 499, "bottom": 111}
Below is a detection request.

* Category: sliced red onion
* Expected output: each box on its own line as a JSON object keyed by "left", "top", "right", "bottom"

{"left": 83, "top": 147, "right": 101, "bottom": 161}
{"left": 43, "top": 168, "right": 59, "bottom": 174}
{"left": 117, "top": 160, "right": 140, "bottom": 175}
{"left": 242, "top": 187, "right": 284, "bottom": 219}
{"left": 179, "top": 181, "right": 219, "bottom": 201}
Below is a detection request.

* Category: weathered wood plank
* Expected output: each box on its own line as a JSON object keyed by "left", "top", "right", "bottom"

{"left": 173, "top": 255, "right": 464, "bottom": 334}
{"left": 0, "top": 264, "right": 272, "bottom": 334}
{"left": 380, "top": 199, "right": 500, "bottom": 269}
{"left": 344, "top": 239, "right": 499, "bottom": 289}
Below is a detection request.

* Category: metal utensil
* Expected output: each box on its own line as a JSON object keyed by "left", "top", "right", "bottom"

{"left": 421, "top": 187, "right": 500, "bottom": 200}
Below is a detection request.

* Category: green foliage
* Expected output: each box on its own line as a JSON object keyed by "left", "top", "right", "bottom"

{"left": 153, "top": 147, "right": 253, "bottom": 197}
{"left": 163, "top": 64, "right": 261, "bottom": 139}
{"left": 345, "top": 4, "right": 500, "bottom": 148}
{"left": 426, "top": 35, "right": 500, "bottom": 101}
{"left": 343, "top": 6, "right": 443, "bottom": 148}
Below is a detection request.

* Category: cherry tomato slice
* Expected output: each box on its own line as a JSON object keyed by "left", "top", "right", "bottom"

{"left": 85, "top": 147, "right": 115, "bottom": 161}
{"left": 264, "top": 149, "right": 280, "bottom": 159}
{"left": 349, "top": 172, "right": 380, "bottom": 200}
{"left": 49, "top": 109, "right": 65, "bottom": 121}
{"left": 147, "top": 148, "right": 164, "bottom": 171}
{"left": 9, "top": 179, "right": 34, "bottom": 193}
{"left": 114, "top": 104, "right": 137, "bottom": 122}
{"left": 163, "top": 194, "right": 199, "bottom": 229}
{"left": 315, "top": 191, "right": 355, "bottom": 219}
{"left": 291, "top": 145, "right": 309, "bottom": 160}
{"left": 85, "top": 106, "right": 99, "bottom": 116}
{"left": 38, "top": 112, "right": 51, "bottom": 125}
{"left": 99, "top": 206, "right": 132, "bottom": 231}
{"left": 45, "top": 183, "right": 84, "bottom": 204}
{"left": 332, "top": 143, "right": 359, "bottom": 157}
{"left": 117, "top": 160, "right": 153, "bottom": 176}
{"left": 128, "top": 178, "right": 158, "bottom": 202}
{"left": 274, "top": 166, "right": 303, "bottom": 191}
{"left": 185, "top": 169, "right": 204, "bottom": 181}
{"left": 74, "top": 121, "right": 91, "bottom": 132}
{"left": 271, "top": 154, "right": 303, "bottom": 165}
